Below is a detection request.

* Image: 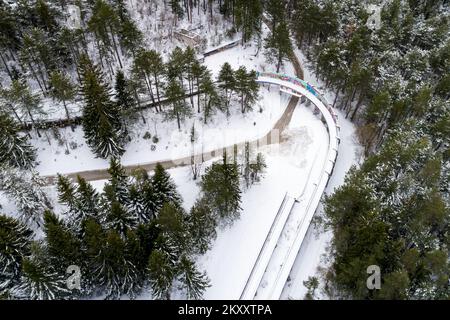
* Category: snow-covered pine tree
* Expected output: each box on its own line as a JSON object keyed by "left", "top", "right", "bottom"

{"left": 49, "top": 71, "right": 76, "bottom": 131}
{"left": 151, "top": 163, "right": 182, "bottom": 214}
{"left": 0, "top": 165, "right": 50, "bottom": 228}
{"left": 188, "top": 198, "right": 217, "bottom": 255}
{"left": 199, "top": 69, "right": 220, "bottom": 124}
{"left": 105, "top": 201, "right": 136, "bottom": 239}
{"left": 84, "top": 222, "right": 140, "bottom": 300}
{"left": 147, "top": 248, "right": 175, "bottom": 300}
{"left": 164, "top": 78, "right": 192, "bottom": 130}
{"left": 79, "top": 55, "right": 126, "bottom": 159}
{"left": 0, "top": 214, "right": 33, "bottom": 297}
{"left": 115, "top": 70, "right": 137, "bottom": 133}
{"left": 0, "top": 112, "right": 36, "bottom": 169}
{"left": 10, "top": 243, "right": 69, "bottom": 300}
{"left": 217, "top": 62, "right": 235, "bottom": 116}
{"left": 200, "top": 151, "right": 242, "bottom": 224}
{"left": 250, "top": 152, "right": 267, "bottom": 184}
{"left": 128, "top": 168, "right": 157, "bottom": 223}
{"left": 56, "top": 174, "right": 77, "bottom": 214}
{"left": 234, "top": 66, "right": 259, "bottom": 113}
{"left": 264, "top": 20, "right": 293, "bottom": 73}
{"left": 75, "top": 175, "right": 100, "bottom": 225}
{"left": 1, "top": 79, "right": 45, "bottom": 137}
{"left": 43, "top": 211, "right": 82, "bottom": 281}
{"left": 177, "top": 255, "right": 210, "bottom": 300}
{"left": 106, "top": 157, "right": 130, "bottom": 206}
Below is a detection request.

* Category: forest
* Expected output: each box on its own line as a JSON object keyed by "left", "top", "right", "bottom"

{"left": 0, "top": 0, "right": 449, "bottom": 300}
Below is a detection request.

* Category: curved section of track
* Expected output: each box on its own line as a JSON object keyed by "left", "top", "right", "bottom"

{"left": 240, "top": 72, "right": 340, "bottom": 300}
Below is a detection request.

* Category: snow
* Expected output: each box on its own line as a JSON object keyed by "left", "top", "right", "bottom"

{"left": 196, "top": 102, "right": 328, "bottom": 300}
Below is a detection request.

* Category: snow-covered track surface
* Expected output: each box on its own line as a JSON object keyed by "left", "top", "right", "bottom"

{"left": 240, "top": 72, "right": 340, "bottom": 300}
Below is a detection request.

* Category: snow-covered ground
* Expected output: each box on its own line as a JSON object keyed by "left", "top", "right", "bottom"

{"left": 193, "top": 102, "right": 328, "bottom": 299}
{"left": 33, "top": 87, "right": 290, "bottom": 176}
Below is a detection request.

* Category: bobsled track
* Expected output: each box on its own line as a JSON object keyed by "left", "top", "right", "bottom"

{"left": 239, "top": 72, "right": 340, "bottom": 300}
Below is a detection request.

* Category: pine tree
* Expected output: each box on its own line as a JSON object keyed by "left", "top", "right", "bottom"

{"left": 265, "top": 0, "right": 285, "bottom": 31}
{"left": 152, "top": 163, "right": 182, "bottom": 213}
{"left": 43, "top": 211, "right": 82, "bottom": 275}
{"left": 106, "top": 158, "right": 130, "bottom": 206}
{"left": 75, "top": 175, "right": 100, "bottom": 226}
{"left": 115, "top": 70, "right": 136, "bottom": 130}
{"left": 264, "top": 20, "right": 293, "bottom": 73}
{"left": 177, "top": 255, "right": 210, "bottom": 300}
{"left": 234, "top": 67, "right": 259, "bottom": 113}
{"left": 188, "top": 198, "right": 217, "bottom": 255}
{"left": 250, "top": 152, "right": 267, "bottom": 184}
{"left": 105, "top": 201, "right": 136, "bottom": 238}
{"left": 217, "top": 62, "right": 235, "bottom": 115}
{"left": 200, "top": 152, "right": 242, "bottom": 224}
{"left": 157, "top": 202, "right": 189, "bottom": 255}
{"left": 56, "top": 174, "right": 77, "bottom": 214}
{"left": 0, "top": 112, "right": 36, "bottom": 169}
{"left": 88, "top": 0, "right": 123, "bottom": 69}
{"left": 1, "top": 79, "right": 45, "bottom": 137}
{"left": 164, "top": 78, "right": 192, "bottom": 130}
{"left": 199, "top": 69, "right": 220, "bottom": 124}
{"left": 128, "top": 168, "right": 157, "bottom": 223}
{"left": 243, "top": 141, "right": 250, "bottom": 188}
{"left": 0, "top": 165, "right": 50, "bottom": 228}
{"left": 11, "top": 244, "right": 69, "bottom": 300}
{"left": 147, "top": 249, "right": 175, "bottom": 300}
{"left": 79, "top": 55, "right": 125, "bottom": 158}
{"left": 132, "top": 49, "right": 165, "bottom": 111}
{"left": 83, "top": 220, "right": 140, "bottom": 299}
{"left": 0, "top": 215, "right": 33, "bottom": 297}
{"left": 49, "top": 71, "right": 76, "bottom": 130}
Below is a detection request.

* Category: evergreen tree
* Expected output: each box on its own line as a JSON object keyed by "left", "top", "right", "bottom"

{"left": 49, "top": 71, "right": 76, "bottom": 130}
{"left": 250, "top": 152, "right": 267, "bottom": 184}
{"left": 132, "top": 49, "right": 165, "bottom": 111}
{"left": 199, "top": 69, "right": 220, "bottom": 124}
{"left": 177, "top": 255, "right": 210, "bottom": 300}
{"left": 188, "top": 198, "right": 217, "bottom": 255}
{"left": 164, "top": 78, "right": 192, "bottom": 130}
{"left": 1, "top": 79, "right": 45, "bottom": 137}
{"left": 115, "top": 70, "right": 136, "bottom": 130}
{"left": 0, "top": 165, "right": 50, "bottom": 228}
{"left": 147, "top": 249, "right": 174, "bottom": 300}
{"left": 200, "top": 152, "right": 242, "bottom": 224}
{"left": 74, "top": 175, "right": 100, "bottom": 226}
{"left": 83, "top": 220, "right": 140, "bottom": 299}
{"left": 43, "top": 211, "right": 82, "bottom": 276}
{"left": 234, "top": 67, "right": 259, "bottom": 113}
{"left": 152, "top": 163, "right": 182, "bottom": 213}
{"left": 0, "top": 215, "right": 33, "bottom": 297}
{"left": 56, "top": 174, "right": 77, "bottom": 214}
{"left": 105, "top": 201, "right": 136, "bottom": 238}
{"left": 79, "top": 55, "right": 125, "bottom": 158}
{"left": 0, "top": 112, "right": 36, "bottom": 169}
{"left": 217, "top": 62, "right": 235, "bottom": 116}
{"left": 11, "top": 244, "right": 69, "bottom": 300}
{"left": 128, "top": 168, "right": 157, "bottom": 223}
{"left": 265, "top": 20, "right": 293, "bottom": 73}
{"left": 265, "top": 0, "right": 285, "bottom": 31}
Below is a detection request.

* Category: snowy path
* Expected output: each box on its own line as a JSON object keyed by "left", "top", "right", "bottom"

{"left": 41, "top": 83, "right": 298, "bottom": 185}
